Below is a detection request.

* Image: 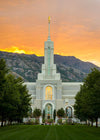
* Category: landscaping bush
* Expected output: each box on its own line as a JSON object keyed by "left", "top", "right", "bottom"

{"left": 25, "top": 120, "right": 34, "bottom": 125}
{"left": 67, "top": 118, "right": 73, "bottom": 125}
{"left": 34, "top": 119, "right": 39, "bottom": 125}
{"left": 62, "top": 119, "right": 66, "bottom": 124}
{"left": 57, "top": 119, "right": 62, "bottom": 124}
{"left": 47, "top": 119, "right": 53, "bottom": 124}
{"left": 42, "top": 119, "right": 45, "bottom": 123}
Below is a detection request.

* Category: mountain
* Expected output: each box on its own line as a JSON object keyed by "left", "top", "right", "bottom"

{"left": 0, "top": 51, "right": 99, "bottom": 82}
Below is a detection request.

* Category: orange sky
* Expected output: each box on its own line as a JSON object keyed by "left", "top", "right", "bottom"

{"left": 0, "top": 0, "right": 100, "bottom": 66}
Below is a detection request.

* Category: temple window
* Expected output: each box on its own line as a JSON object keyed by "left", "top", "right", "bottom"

{"left": 45, "top": 86, "right": 52, "bottom": 100}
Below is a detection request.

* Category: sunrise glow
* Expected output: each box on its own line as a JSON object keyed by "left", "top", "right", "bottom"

{"left": 0, "top": 47, "right": 26, "bottom": 54}
{"left": 0, "top": 0, "right": 100, "bottom": 66}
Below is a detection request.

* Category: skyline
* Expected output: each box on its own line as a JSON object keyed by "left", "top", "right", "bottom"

{"left": 0, "top": 0, "right": 100, "bottom": 66}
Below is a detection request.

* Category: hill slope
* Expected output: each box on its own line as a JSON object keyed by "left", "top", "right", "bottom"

{"left": 0, "top": 51, "right": 99, "bottom": 82}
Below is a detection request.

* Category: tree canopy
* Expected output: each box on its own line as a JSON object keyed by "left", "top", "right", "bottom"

{"left": 74, "top": 68, "right": 100, "bottom": 127}
{"left": 0, "top": 59, "right": 31, "bottom": 126}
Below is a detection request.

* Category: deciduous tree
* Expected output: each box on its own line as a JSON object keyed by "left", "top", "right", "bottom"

{"left": 57, "top": 108, "right": 65, "bottom": 118}
{"left": 74, "top": 68, "right": 100, "bottom": 127}
{"left": 33, "top": 108, "right": 41, "bottom": 118}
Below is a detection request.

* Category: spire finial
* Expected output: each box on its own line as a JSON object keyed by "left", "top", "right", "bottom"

{"left": 48, "top": 16, "right": 51, "bottom": 23}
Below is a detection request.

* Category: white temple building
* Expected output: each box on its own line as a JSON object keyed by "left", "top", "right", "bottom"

{"left": 25, "top": 17, "right": 82, "bottom": 119}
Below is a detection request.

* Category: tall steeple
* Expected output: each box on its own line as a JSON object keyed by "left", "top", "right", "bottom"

{"left": 48, "top": 16, "right": 51, "bottom": 40}
{"left": 37, "top": 17, "right": 60, "bottom": 80}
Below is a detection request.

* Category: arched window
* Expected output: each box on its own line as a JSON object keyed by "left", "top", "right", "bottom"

{"left": 45, "top": 86, "right": 52, "bottom": 100}
{"left": 45, "top": 103, "right": 53, "bottom": 119}
{"left": 66, "top": 106, "right": 72, "bottom": 118}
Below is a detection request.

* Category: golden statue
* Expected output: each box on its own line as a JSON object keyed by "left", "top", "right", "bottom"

{"left": 48, "top": 16, "right": 51, "bottom": 23}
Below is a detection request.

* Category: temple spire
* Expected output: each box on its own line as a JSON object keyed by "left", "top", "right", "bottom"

{"left": 48, "top": 16, "right": 51, "bottom": 40}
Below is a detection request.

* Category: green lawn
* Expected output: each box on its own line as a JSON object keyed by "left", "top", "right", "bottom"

{"left": 0, "top": 125, "right": 100, "bottom": 140}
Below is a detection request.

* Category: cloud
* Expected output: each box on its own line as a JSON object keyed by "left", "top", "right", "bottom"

{"left": 0, "top": 0, "right": 100, "bottom": 66}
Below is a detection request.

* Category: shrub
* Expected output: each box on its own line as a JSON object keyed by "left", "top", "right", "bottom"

{"left": 57, "top": 108, "right": 65, "bottom": 118}
{"left": 34, "top": 119, "right": 39, "bottom": 125}
{"left": 57, "top": 119, "right": 62, "bottom": 124}
{"left": 47, "top": 119, "right": 54, "bottom": 123}
{"left": 67, "top": 118, "right": 73, "bottom": 125}
{"left": 25, "top": 120, "right": 34, "bottom": 125}
{"left": 33, "top": 109, "right": 41, "bottom": 118}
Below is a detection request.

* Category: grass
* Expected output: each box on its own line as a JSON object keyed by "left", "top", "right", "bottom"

{"left": 0, "top": 125, "right": 100, "bottom": 140}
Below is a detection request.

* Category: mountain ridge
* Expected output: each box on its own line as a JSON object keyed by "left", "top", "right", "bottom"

{"left": 0, "top": 51, "right": 99, "bottom": 82}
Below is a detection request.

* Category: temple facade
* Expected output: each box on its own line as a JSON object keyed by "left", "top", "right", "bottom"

{"left": 25, "top": 17, "right": 82, "bottom": 119}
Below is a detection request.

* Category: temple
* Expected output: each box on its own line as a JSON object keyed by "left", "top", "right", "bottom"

{"left": 25, "top": 17, "right": 82, "bottom": 119}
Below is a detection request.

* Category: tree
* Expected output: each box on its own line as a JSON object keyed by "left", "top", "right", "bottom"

{"left": 0, "top": 59, "right": 31, "bottom": 126}
{"left": 33, "top": 109, "right": 41, "bottom": 118}
{"left": 57, "top": 108, "right": 65, "bottom": 118}
{"left": 53, "top": 109, "right": 56, "bottom": 121}
{"left": 74, "top": 85, "right": 92, "bottom": 122}
{"left": 0, "top": 59, "right": 9, "bottom": 126}
{"left": 28, "top": 107, "right": 32, "bottom": 118}
{"left": 74, "top": 68, "right": 100, "bottom": 127}
{"left": 15, "top": 77, "right": 31, "bottom": 122}
{"left": 42, "top": 109, "right": 45, "bottom": 120}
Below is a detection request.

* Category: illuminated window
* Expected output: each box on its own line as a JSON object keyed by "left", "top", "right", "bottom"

{"left": 45, "top": 86, "right": 52, "bottom": 100}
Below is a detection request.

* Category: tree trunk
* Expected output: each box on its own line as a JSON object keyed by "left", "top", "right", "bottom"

{"left": 4, "top": 120, "right": 6, "bottom": 126}
{"left": 85, "top": 120, "right": 87, "bottom": 125}
{"left": 96, "top": 118, "right": 98, "bottom": 127}
{"left": 10, "top": 121, "right": 12, "bottom": 125}
{"left": 1, "top": 120, "right": 3, "bottom": 127}
{"left": 1, "top": 117, "right": 3, "bottom": 127}
{"left": 88, "top": 120, "right": 90, "bottom": 126}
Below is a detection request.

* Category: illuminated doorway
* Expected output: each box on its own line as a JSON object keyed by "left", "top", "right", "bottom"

{"left": 45, "top": 103, "right": 53, "bottom": 119}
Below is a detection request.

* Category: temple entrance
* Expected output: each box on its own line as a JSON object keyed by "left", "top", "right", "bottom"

{"left": 45, "top": 103, "right": 53, "bottom": 119}
{"left": 66, "top": 106, "right": 72, "bottom": 118}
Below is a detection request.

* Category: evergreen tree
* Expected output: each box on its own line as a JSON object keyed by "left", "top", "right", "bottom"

{"left": 15, "top": 77, "right": 31, "bottom": 122}
{"left": 0, "top": 59, "right": 9, "bottom": 126}
{"left": 53, "top": 109, "right": 56, "bottom": 121}
{"left": 42, "top": 110, "right": 45, "bottom": 120}
{"left": 0, "top": 58, "right": 31, "bottom": 126}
